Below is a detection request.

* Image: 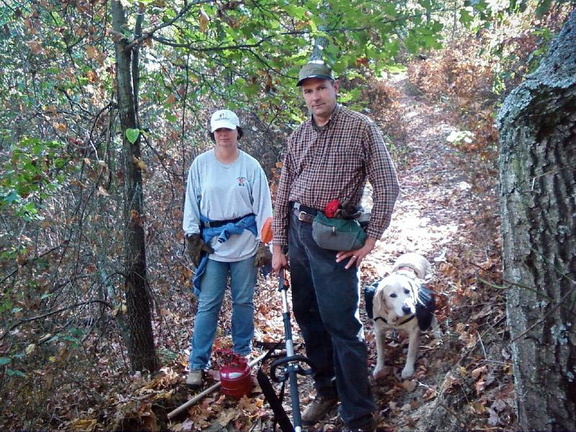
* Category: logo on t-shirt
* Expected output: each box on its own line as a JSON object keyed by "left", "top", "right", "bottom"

{"left": 237, "top": 176, "right": 247, "bottom": 187}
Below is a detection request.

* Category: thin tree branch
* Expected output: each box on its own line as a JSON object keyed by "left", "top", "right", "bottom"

{"left": 0, "top": 299, "right": 114, "bottom": 342}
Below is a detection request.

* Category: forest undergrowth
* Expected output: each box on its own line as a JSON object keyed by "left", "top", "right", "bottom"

{"left": 1, "top": 53, "right": 516, "bottom": 432}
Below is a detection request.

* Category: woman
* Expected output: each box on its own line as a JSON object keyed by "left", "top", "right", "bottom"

{"left": 182, "top": 109, "right": 273, "bottom": 387}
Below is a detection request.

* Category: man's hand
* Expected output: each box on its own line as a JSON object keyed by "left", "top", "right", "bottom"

{"left": 186, "top": 234, "right": 214, "bottom": 267}
{"left": 271, "top": 244, "right": 289, "bottom": 274}
{"left": 254, "top": 243, "right": 272, "bottom": 267}
{"left": 336, "top": 237, "right": 377, "bottom": 269}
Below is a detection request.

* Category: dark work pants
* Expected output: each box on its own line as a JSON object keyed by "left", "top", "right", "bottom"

{"left": 288, "top": 212, "right": 376, "bottom": 427}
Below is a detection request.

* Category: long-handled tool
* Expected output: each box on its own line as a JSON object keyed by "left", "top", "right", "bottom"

{"left": 168, "top": 351, "right": 267, "bottom": 420}
{"left": 259, "top": 269, "right": 314, "bottom": 432}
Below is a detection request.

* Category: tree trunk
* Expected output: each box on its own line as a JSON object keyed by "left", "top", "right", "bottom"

{"left": 497, "top": 10, "right": 576, "bottom": 430}
{"left": 111, "top": 0, "right": 159, "bottom": 373}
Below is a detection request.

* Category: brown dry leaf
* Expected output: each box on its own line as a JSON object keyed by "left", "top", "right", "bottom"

{"left": 28, "top": 40, "right": 44, "bottom": 54}
{"left": 469, "top": 401, "right": 487, "bottom": 414}
{"left": 441, "top": 372, "right": 461, "bottom": 393}
{"left": 402, "top": 380, "right": 418, "bottom": 392}
{"left": 97, "top": 186, "right": 110, "bottom": 196}
{"left": 165, "top": 93, "right": 177, "bottom": 104}
{"left": 475, "top": 377, "right": 486, "bottom": 395}
{"left": 199, "top": 9, "right": 210, "bottom": 32}
{"left": 86, "top": 70, "right": 98, "bottom": 82}
{"left": 422, "top": 386, "right": 438, "bottom": 401}
{"left": 471, "top": 365, "right": 488, "bottom": 379}
{"left": 70, "top": 418, "right": 98, "bottom": 432}
{"left": 133, "top": 157, "right": 147, "bottom": 171}
{"left": 140, "top": 412, "right": 159, "bottom": 432}
{"left": 86, "top": 46, "right": 98, "bottom": 59}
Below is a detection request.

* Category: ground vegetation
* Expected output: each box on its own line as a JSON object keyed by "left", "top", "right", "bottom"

{"left": 0, "top": 2, "right": 573, "bottom": 431}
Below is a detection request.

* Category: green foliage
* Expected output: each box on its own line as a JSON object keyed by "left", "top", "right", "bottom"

{"left": 119, "top": 0, "right": 454, "bottom": 128}
{"left": 125, "top": 128, "right": 141, "bottom": 144}
{"left": 0, "top": 137, "right": 69, "bottom": 221}
{"left": 0, "top": 353, "right": 26, "bottom": 378}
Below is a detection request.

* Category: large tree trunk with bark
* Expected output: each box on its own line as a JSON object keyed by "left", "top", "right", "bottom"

{"left": 497, "top": 10, "right": 576, "bottom": 430}
{"left": 111, "top": 0, "right": 159, "bottom": 373}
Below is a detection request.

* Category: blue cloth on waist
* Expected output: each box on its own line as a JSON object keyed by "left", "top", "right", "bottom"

{"left": 192, "top": 214, "right": 258, "bottom": 296}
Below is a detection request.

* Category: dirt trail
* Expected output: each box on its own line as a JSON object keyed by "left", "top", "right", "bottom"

{"left": 364, "top": 75, "right": 476, "bottom": 280}
{"left": 358, "top": 75, "right": 508, "bottom": 432}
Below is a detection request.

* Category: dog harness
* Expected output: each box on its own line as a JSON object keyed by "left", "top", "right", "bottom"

{"left": 365, "top": 272, "right": 436, "bottom": 331}
{"left": 373, "top": 314, "right": 416, "bottom": 327}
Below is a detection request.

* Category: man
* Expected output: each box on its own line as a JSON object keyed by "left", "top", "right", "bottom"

{"left": 271, "top": 60, "right": 399, "bottom": 431}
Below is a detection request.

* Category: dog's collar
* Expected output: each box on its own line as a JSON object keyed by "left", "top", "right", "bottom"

{"left": 395, "top": 267, "right": 419, "bottom": 278}
{"left": 374, "top": 314, "right": 416, "bottom": 326}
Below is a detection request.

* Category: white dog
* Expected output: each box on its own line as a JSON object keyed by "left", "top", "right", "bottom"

{"left": 364, "top": 253, "right": 437, "bottom": 379}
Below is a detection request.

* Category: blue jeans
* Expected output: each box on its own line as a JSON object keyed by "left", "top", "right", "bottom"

{"left": 189, "top": 257, "right": 257, "bottom": 370}
{"left": 288, "top": 212, "right": 376, "bottom": 428}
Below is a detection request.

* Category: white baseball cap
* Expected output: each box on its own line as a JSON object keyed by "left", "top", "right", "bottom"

{"left": 210, "top": 109, "right": 240, "bottom": 132}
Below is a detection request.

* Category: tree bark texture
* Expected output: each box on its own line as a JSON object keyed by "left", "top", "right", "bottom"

{"left": 497, "top": 10, "right": 576, "bottom": 431}
{"left": 111, "top": 0, "right": 159, "bottom": 373}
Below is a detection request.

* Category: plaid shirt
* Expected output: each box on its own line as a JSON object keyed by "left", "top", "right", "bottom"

{"left": 272, "top": 104, "right": 400, "bottom": 245}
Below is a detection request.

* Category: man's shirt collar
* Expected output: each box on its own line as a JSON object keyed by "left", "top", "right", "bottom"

{"left": 311, "top": 104, "right": 341, "bottom": 131}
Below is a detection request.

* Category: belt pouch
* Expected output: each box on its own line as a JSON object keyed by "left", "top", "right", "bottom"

{"left": 311, "top": 213, "right": 367, "bottom": 251}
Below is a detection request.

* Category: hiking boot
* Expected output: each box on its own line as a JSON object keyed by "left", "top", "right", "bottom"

{"left": 186, "top": 370, "right": 203, "bottom": 388}
{"left": 301, "top": 395, "right": 338, "bottom": 426}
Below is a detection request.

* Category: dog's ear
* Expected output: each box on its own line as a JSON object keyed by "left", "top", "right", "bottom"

{"left": 373, "top": 284, "right": 391, "bottom": 317}
{"left": 407, "top": 278, "right": 421, "bottom": 299}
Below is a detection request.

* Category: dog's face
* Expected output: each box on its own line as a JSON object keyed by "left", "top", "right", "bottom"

{"left": 373, "top": 273, "right": 421, "bottom": 323}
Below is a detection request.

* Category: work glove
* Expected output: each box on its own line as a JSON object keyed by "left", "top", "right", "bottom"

{"left": 186, "top": 234, "right": 214, "bottom": 268}
{"left": 254, "top": 243, "right": 272, "bottom": 268}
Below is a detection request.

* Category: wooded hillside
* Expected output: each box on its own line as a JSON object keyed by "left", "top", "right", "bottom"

{"left": 0, "top": 1, "right": 574, "bottom": 430}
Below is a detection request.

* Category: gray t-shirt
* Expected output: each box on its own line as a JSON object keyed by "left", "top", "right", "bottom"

{"left": 183, "top": 149, "right": 273, "bottom": 262}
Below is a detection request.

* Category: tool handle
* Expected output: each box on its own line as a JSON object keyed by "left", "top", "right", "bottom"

{"left": 278, "top": 268, "right": 290, "bottom": 292}
{"left": 269, "top": 355, "right": 315, "bottom": 383}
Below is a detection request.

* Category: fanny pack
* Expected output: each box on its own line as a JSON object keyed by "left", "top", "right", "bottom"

{"left": 312, "top": 213, "right": 367, "bottom": 251}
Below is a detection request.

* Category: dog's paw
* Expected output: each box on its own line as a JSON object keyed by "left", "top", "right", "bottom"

{"left": 373, "top": 366, "right": 389, "bottom": 380}
{"left": 400, "top": 365, "right": 415, "bottom": 379}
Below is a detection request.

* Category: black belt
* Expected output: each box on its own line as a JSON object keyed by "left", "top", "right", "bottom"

{"left": 201, "top": 214, "right": 251, "bottom": 228}
{"left": 291, "top": 202, "right": 321, "bottom": 224}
